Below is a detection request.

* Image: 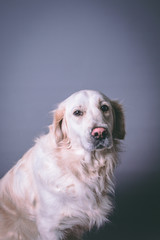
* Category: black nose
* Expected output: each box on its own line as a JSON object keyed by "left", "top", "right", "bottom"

{"left": 91, "top": 127, "right": 108, "bottom": 140}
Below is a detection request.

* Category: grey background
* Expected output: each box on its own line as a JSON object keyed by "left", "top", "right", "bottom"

{"left": 0, "top": 0, "right": 160, "bottom": 239}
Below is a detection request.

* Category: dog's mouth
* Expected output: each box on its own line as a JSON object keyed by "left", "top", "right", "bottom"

{"left": 92, "top": 137, "right": 113, "bottom": 150}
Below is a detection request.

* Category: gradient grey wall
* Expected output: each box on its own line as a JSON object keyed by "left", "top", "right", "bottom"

{"left": 0, "top": 1, "right": 160, "bottom": 239}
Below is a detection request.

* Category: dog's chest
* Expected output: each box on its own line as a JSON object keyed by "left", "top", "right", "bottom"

{"left": 54, "top": 164, "right": 108, "bottom": 228}
{"left": 37, "top": 153, "right": 111, "bottom": 231}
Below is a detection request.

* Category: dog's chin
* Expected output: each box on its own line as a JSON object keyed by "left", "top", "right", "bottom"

{"left": 82, "top": 138, "right": 113, "bottom": 152}
{"left": 93, "top": 143, "right": 113, "bottom": 151}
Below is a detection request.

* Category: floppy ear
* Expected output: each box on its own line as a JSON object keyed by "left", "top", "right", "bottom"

{"left": 52, "top": 104, "right": 68, "bottom": 145}
{"left": 111, "top": 100, "right": 126, "bottom": 139}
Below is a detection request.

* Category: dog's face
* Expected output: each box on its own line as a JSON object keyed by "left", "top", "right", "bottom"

{"left": 53, "top": 90, "right": 125, "bottom": 152}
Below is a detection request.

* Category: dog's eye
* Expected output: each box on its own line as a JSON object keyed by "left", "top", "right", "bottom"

{"left": 73, "top": 110, "right": 83, "bottom": 117}
{"left": 101, "top": 105, "right": 109, "bottom": 112}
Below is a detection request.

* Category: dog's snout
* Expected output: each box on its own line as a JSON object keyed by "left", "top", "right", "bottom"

{"left": 91, "top": 127, "right": 108, "bottom": 140}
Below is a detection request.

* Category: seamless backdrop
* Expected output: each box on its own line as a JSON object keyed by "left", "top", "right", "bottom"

{"left": 0, "top": 1, "right": 160, "bottom": 239}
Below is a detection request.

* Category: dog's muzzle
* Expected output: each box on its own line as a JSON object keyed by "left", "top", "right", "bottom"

{"left": 91, "top": 127, "right": 112, "bottom": 150}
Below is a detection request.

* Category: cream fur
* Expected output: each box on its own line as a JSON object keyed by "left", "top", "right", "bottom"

{"left": 0, "top": 90, "right": 125, "bottom": 240}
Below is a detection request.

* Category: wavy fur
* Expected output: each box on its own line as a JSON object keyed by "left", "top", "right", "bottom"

{"left": 0, "top": 90, "right": 125, "bottom": 240}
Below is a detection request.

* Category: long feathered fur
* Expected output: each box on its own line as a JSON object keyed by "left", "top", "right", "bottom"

{"left": 0, "top": 90, "right": 125, "bottom": 240}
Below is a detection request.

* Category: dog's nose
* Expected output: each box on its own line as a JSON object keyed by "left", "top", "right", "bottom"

{"left": 91, "top": 127, "right": 108, "bottom": 140}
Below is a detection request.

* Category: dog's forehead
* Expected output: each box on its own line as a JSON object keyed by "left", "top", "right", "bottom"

{"left": 65, "top": 90, "right": 110, "bottom": 109}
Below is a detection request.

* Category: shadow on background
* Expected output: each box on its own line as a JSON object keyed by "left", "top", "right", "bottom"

{"left": 83, "top": 172, "right": 160, "bottom": 240}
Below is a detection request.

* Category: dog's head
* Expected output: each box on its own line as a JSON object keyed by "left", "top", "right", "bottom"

{"left": 52, "top": 90, "right": 125, "bottom": 152}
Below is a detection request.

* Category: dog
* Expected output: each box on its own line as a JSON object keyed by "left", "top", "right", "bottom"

{"left": 0, "top": 90, "right": 125, "bottom": 240}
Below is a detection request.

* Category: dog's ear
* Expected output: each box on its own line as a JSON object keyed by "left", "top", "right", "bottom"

{"left": 111, "top": 100, "right": 125, "bottom": 139}
{"left": 52, "top": 104, "right": 68, "bottom": 145}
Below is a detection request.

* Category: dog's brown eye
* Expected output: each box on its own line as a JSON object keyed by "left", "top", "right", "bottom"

{"left": 101, "top": 105, "right": 109, "bottom": 112}
{"left": 73, "top": 110, "right": 83, "bottom": 116}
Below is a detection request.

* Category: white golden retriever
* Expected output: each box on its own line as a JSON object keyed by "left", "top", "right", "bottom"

{"left": 0, "top": 90, "right": 125, "bottom": 240}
